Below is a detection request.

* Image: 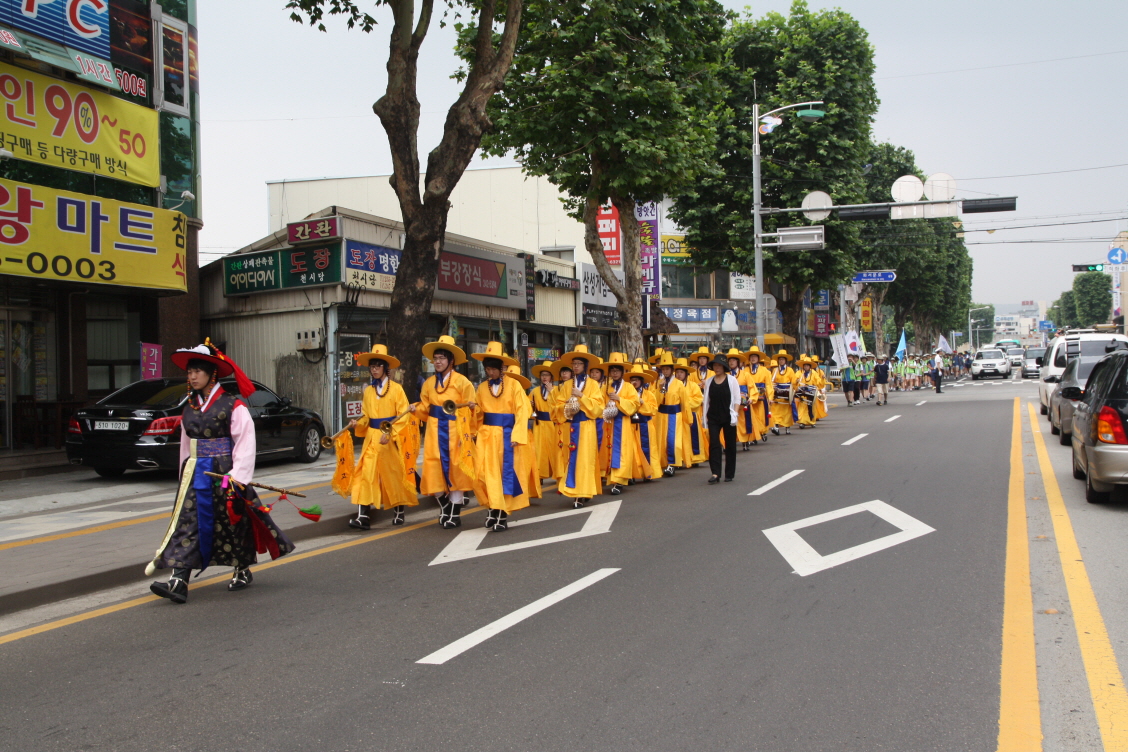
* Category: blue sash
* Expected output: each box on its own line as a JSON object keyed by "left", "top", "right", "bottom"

{"left": 192, "top": 456, "right": 216, "bottom": 572}
{"left": 740, "top": 385, "right": 753, "bottom": 433}
{"left": 535, "top": 411, "right": 550, "bottom": 421}
{"left": 482, "top": 413, "right": 522, "bottom": 497}
{"left": 565, "top": 413, "right": 589, "bottom": 489}
{"left": 636, "top": 415, "right": 652, "bottom": 463}
{"left": 659, "top": 404, "right": 679, "bottom": 461}
{"left": 429, "top": 405, "right": 456, "bottom": 488}
{"left": 371, "top": 417, "right": 392, "bottom": 428}
{"left": 690, "top": 412, "right": 701, "bottom": 456}
{"left": 610, "top": 415, "right": 625, "bottom": 469}
{"left": 197, "top": 437, "right": 232, "bottom": 457}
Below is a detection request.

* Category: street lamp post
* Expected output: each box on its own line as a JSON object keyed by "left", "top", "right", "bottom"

{"left": 969, "top": 306, "right": 990, "bottom": 352}
{"left": 753, "top": 100, "right": 824, "bottom": 351}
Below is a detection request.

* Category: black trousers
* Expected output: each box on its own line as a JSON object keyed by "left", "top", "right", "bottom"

{"left": 708, "top": 422, "right": 737, "bottom": 479}
{"left": 933, "top": 370, "right": 943, "bottom": 392}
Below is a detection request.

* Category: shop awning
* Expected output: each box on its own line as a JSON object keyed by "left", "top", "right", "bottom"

{"left": 764, "top": 333, "right": 797, "bottom": 345}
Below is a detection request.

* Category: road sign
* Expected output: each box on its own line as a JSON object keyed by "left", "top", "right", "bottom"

{"left": 801, "top": 191, "right": 833, "bottom": 221}
{"left": 853, "top": 270, "right": 897, "bottom": 283}
{"left": 953, "top": 331, "right": 964, "bottom": 337}
{"left": 1109, "top": 247, "right": 1127, "bottom": 265}
{"left": 1039, "top": 320, "right": 1054, "bottom": 332}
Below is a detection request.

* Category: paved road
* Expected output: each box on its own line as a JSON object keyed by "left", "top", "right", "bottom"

{"left": 1, "top": 375, "right": 1125, "bottom": 751}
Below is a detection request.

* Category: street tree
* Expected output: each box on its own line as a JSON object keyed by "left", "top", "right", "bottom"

{"left": 670, "top": 0, "right": 879, "bottom": 338}
{"left": 467, "top": 0, "right": 728, "bottom": 359}
{"left": 1048, "top": 291, "right": 1077, "bottom": 330}
{"left": 1073, "top": 271, "right": 1112, "bottom": 327}
{"left": 287, "top": 0, "right": 523, "bottom": 396}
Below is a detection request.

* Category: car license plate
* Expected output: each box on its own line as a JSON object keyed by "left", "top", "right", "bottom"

{"left": 94, "top": 421, "right": 129, "bottom": 431}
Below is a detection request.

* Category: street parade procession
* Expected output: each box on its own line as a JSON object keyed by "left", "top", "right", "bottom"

{"left": 145, "top": 336, "right": 836, "bottom": 604}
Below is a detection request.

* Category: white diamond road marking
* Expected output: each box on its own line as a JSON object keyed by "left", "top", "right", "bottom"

{"left": 429, "top": 500, "right": 622, "bottom": 565}
{"left": 762, "top": 500, "right": 936, "bottom": 577}
{"left": 749, "top": 469, "right": 805, "bottom": 496}
{"left": 841, "top": 433, "right": 868, "bottom": 446}
{"left": 884, "top": 415, "right": 901, "bottom": 423}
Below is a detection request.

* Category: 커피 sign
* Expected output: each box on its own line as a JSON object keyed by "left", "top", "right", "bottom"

{"left": 0, "top": 177, "right": 187, "bottom": 292}
{"left": 0, "top": 62, "right": 159, "bottom": 187}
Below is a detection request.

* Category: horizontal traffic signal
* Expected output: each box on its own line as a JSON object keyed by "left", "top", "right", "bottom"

{"left": 1072, "top": 264, "right": 1105, "bottom": 272}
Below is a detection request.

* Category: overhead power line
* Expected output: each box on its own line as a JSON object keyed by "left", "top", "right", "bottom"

{"left": 878, "top": 49, "right": 1128, "bottom": 80}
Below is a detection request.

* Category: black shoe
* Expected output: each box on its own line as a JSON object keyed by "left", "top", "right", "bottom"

{"left": 442, "top": 502, "right": 461, "bottom": 529}
{"left": 752, "top": 439, "right": 759, "bottom": 446}
{"left": 484, "top": 508, "right": 500, "bottom": 529}
{"left": 392, "top": 506, "right": 406, "bottom": 526}
{"left": 723, "top": 477, "right": 734, "bottom": 482}
{"left": 227, "top": 568, "right": 253, "bottom": 592}
{"left": 347, "top": 515, "right": 370, "bottom": 531}
{"left": 771, "top": 427, "right": 780, "bottom": 436}
{"left": 785, "top": 428, "right": 791, "bottom": 435}
{"left": 708, "top": 475, "right": 720, "bottom": 485}
{"left": 491, "top": 511, "right": 509, "bottom": 532}
{"left": 663, "top": 466, "right": 675, "bottom": 478}
{"left": 437, "top": 495, "right": 452, "bottom": 527}
{"left": 572, "top": 498, "right": 587, "bottom": 509}
{"left": 609, "top": 484, "right": 622, "bottom": 495}
{"left": 150, "top": 576, "right": 188, "bottom": 604}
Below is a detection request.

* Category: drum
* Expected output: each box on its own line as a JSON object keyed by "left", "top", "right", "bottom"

{"left": 773, "top": 383, "right": 792, "bottom": 403}
{"left": 797, "top": 385, "right": 817, "bottom": 404}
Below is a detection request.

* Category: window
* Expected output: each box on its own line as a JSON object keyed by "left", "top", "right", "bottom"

{"left": 155, "top": 14, "right": 190, "bottom": 117}
{"left": 247, "top": 388, "right": 277, "bottom": 409}
{"left": 662, "top": 265, "right": 695, "bottom": 299}
{"left": 713, "top": 272, "right": 730, "bottom": 299}
{"left": 694, "top": 269, "right": 712, "bottom": 299}
{"left": 1054, "top": 345, "right": 1067, "bottom": 368}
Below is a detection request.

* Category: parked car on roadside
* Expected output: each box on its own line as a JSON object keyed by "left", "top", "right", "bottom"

{"left": 971, "top": 349, "right": 1011, "bottom": 380}
{"left": 1039, "top": 330, "right": 1128, "bottom": 415}
{"left": 1070, "top": 350, "right": 1128, "bottom": 503}
{"left": 65, "top": 378, "right": 325, "bottom": 477}
{"left": 1022, "top": 347, "right": 1045, "bottom": 379}
{"left": 1049, "top": 355, "right": 1101, "bottom": 445}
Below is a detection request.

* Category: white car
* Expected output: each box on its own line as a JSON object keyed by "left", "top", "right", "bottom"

{"left": 1007, "top": 348, "right": 1025, "bottom": 368}
{"left": 971, "top": 349, "right": 1011, "bottom": 380}
{"left": 1038, "top": 330, "right": 1128, "bottom": 415}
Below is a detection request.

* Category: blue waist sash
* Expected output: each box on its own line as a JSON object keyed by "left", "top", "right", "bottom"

{"left": 483, "top": 412, "right": 522, "bottom": 497}
{"left": 428, "top": 405, "right": 456, "bottom": 488}
{"left": 570, "top": 412, "right": 589, "bottom": 423}
{"left": 658, "top": 405, "right": 680, "bottom": 414}
{"left": 740, "top": 386, "right": 753, "bottom": 432}
{"left": 196, "top": 437, "right": 232, "bottom": 457}
{"left": 535, "top": 411, "right": 551, "bottom": 421}
{"left": 658, "top": 404, "right": 678, "bottom": 461}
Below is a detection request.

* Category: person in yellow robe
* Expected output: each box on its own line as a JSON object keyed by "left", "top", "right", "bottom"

{"left": 346, "top": 345, "right": 419, "bottom": 530}
{"left": 601, "top": 353, "right": 640, "bottom": 495}
{"left": 745, "top": 346, "right": 774, "bottom": 443}
{"left": 723, "top": 348, "right": 755, "bottom": 449}
{"left": 795, "top": 357, "right": 821, "bottom": 428}
{"left": 653, "top": 352, "right": 687, "bottom": 475}
{"left": 550, "top": 362, "right": 573, "bottom": 485}
{"left": 627, "top": 363, "right": 660, "bottom": 482}
{"left": 674, "top": 358, "right": 707, "bottom": 467}
{"left": 468, "top": 343, "right": 531, "bottom": 532}
{"left": 812, "top": 356, "right": 830, "bottom": 420}
{"left": 507, "top": 365, "right": 542, "bottom": 505}
{"left": 687, "top": 346, "right": 714, "bottom": 388}
{"left": 770, "top": 350, "right": 799, "bottom": 435}
{"left": 552, "top": 344, "right": 606, "bottom": 508}
{"left": 530, "top": 360, "right": 559, "bottom": 481}
{"left": 415, "top": 334, "right": 477, "bottom": 529}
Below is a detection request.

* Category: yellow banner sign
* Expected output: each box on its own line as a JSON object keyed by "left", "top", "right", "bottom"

{"left": 860, "top": 297, "right": 873, "bottom": 332}
{"left": 0, "top": 62, "right": 159, "bottom": 187}
{"left": 0, "top": 177, "right": 187, "bottom": 292}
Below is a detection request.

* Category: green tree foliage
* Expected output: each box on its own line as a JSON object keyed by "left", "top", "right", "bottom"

{"left": 470, "top": 0, "right": 728, "bottom": 358}
{"left": 1048, "top": 291, "right": 1077, "bottom": 330}
{"left": 669, "top": 0, "right": 879, "bottom": 336}
{"left": 1073, "top": 271, "right": 1112, "bottom": 327}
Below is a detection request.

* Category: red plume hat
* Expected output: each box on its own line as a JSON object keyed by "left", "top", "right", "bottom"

{"left": 171, "top": 338, "right": 256, "bottom": 398}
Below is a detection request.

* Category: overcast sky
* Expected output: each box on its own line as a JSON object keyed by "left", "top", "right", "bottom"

{"left": 197, "top": 0, "right": 1128, "bottom": 308}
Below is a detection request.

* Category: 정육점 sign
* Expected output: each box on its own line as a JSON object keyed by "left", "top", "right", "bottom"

{"left": 0, "top": 62, "right": 160, "bottom": 187}
{"left": 0, "top": 177, "right": 187, "bottom": 292}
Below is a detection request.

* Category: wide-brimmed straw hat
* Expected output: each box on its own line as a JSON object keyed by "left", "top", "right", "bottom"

{"left": 560, "top": 343, "right": 601, "bottom": 369}
{"left": 627, "top": 363, "right": 657, "bottom": 383}
{"left": 691, "top": 346, "right": 715, "bottom": 362}
{"left": 504, "top": 364, "right": 531, "bottom": 390}
{"left": 775, "top": 349, "right": 792, "bottom": 362}
{"left": 723, "top": 347, "right": 748, "bottom": 366}
{"left": 356, "top": 343, "right": 401, "bottom": 369}
{"left": 746, "top": 346, "right": 765, "bottom": 361}
{"left": 655, "top": 351, "right": 676, "bottom": 368}
{"left": 674, "top": 357, "right": 691, "bottom": 372}
{"left": 604, "top": 352, "right": 631, "bottom": 371}
{"left": 422, "top": 335, "right": 467, "bottom": 365}
{"left": 171, "top": 338, "right": 255, "bottom": 398}
{"left": 648, "top": 348, "right": 667, "bottom": 365}
{"left": 471, "top": 341, "right": 519, "bottom": 368}
{"left": 531, "top": 360, "right": 556, "bottom": 379}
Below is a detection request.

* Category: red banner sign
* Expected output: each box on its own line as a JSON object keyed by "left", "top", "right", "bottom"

{"left": 438, "top": 251, "right": 507, "bottom": 299}
{"left": 596, "top": 203, "right": 621, "bottom": 266}
{"left": 287, "top": 216, "right": 340, "bottom": 245}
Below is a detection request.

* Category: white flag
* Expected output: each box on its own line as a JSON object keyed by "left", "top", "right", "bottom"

{"left": 845, "top": 330, "right": 861, "bottom": 356}
{"left": 937, "top": 334, "right": 953, "bottom": 354}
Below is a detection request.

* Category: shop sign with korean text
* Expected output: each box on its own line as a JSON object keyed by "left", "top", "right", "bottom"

{"left": 283, "top": 243, "right": 342, "bottom": 289}
{"left": 860, "top": 297, "right": 873, "bottom": 332}
{"left": 596, "top": 203, "right": 621, "bottom": 266}
{"left": 3, "top": 0, "right": 110, "bottom": 58}
{"left": 660, "top": 234, "right": 692, "bottom": 267}
{"left": 287, "top": 216, "right": 340, "bottom": 245}
{"left": 438, "top": 241, "right": 526, "bottom": 310}
{"left": 343, "top": 238, "right": 398, "bottom": 292}
{"left": 579, "top": 262, "right": 622, "bottom": 328}
{"left": 0, "top": 177, "right": 186, "bottom": 291}
{"left": 660, "top": 306, "right": 718, "bottom": 324}
{"left": 0, "top": 62, "right": 159, "bottom": 187}
{"left": 729, "top": 273, "right": 755, "bottom": 300}
{"left": 224, "top": 250, "right": 280, "bottom": 296}
{"left": 815, "top": 313, "right": 830, "bottom": 337}
{"left": 636, "top": 202, "right": 661, "bottom": 296}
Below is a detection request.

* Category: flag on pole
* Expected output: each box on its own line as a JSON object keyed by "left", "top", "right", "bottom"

{"left": 845, "top": 330, "right": 861, "bottom": 355}
{"left": 895, "top": 329, "right": 907, "bottom": 359}
{"left": 937, "top": 334, "right": 953, "bottom": 354}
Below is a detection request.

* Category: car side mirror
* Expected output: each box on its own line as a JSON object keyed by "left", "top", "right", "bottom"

{"left": 281, "top": 397, "right": 292, "bottom": 407}
{"left": 1035, "top": 357, "right": 1043, "bottom": 366}
{"left": 1044, "top": 375, "right": 1059, "bottom": 383}
{"left": 1061, "top": 386, "right": 1083, "bottom": 401}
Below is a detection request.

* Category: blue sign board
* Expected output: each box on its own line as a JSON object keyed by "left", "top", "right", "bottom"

{"left": 853, "top": 270, "right": 897, "bottom": 283}
{"left": 660, "top": 306, "right": 718, "bottom": 323}
{"left": 1108, "top": 246, "right": 1127, "bottom": 265}
{"left": 1, "top": 0, "right": 110, "bottom": 58}
{"left": 1039, "top": 320, "right": 1054, "bottom": 332}
{"left": 344, "top": 239, "right": 401, "bottom": 276}
{"left": 814, "top": 289, "right": 831, "bottom": 310}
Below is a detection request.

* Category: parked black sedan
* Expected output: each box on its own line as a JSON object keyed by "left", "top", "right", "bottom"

{"left": 66, "top": 378, "right": 326, "bottom": 477}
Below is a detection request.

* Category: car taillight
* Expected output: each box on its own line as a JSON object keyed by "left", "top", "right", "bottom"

{"left": 1096, "top": 406, "right": 1128, "bottom": 444}
{"left": 67, "top": 417, "right": 82, "bottom": 435}
{"left": 143, "top": 416, "right": 182, "bottom": 436}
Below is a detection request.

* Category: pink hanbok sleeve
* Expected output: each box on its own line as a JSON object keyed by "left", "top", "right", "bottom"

{"left": 228, "top": 402, "right": 257, "bottom": 485}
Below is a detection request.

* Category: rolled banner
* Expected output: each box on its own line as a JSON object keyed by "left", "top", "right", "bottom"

{"left": 331, "top": 429, "right": 355, "bottom": 497}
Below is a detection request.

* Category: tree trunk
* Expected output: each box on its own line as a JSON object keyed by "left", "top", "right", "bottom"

{"left": 778, "top": 293, "right": 802, "bottom": 348}
{"left": 582, "top": 193, "right": 644, "bottom": 361}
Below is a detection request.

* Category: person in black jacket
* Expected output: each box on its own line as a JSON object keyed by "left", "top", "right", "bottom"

{"left": 873, "top": 355, "right": 890, "bottom": 406}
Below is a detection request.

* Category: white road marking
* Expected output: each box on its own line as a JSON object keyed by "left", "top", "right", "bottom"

{"left": 884, "top": 415, "right": 901, "bottom": 423}
{"left": 762, "top": 500, "right": 936, "bottom": 576}
{"left": 429, "top": 501, "right": 621, "bottom": 565}
{"left": 748, "top": 469, "right": 805, "bottom": 496}
{"left": 417, "top": 568, "right": 620, "bottom": 664}
{"left": 841, "top": 433, "right": 868, "bottom": 446}
{"left": 916, "top": 400, "right": 927, "bottom": 406}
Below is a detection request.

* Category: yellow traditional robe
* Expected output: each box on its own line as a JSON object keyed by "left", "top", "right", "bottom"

{"left": 732, "top": 368, "right": 760, "bottom": 443}
{"left": 601, "top": 378, "right": 640, "bottom": 486}
{"left": 771, "top": 365, "right": 799, "bottom": 428}
{"left": 472, "top": 379, "right": 533, "bottom": 513}
{"left": 655, "top": 376, "right": 687, "bottom": 469}
{"left": 631, "top": 387, "right": 661, "bottom": 480}
{"left": 352, "top": 379, "right": 419, "bottom": 510}
{"left": 679, "top": 379, "right": 707, "bottom": 466}
{"left": 553, "top": 374, "right": 606, "bottom": 498}
{"left": 550, "top": 382, "right": 572, "bottom": 483}
{"left": 415, "top": 370, "right": 476, "bottom": 495}
{"left": 746, "top": 363, "right": 773, "bottom": 435}
{"left": 530, "top": 384, "right": 560, "bottom": 480}
{"left": 796, "top": 369, "right": 820, "bottom": 426}
{"left": 813, "top": 368, "right": 829, "bottom": 420}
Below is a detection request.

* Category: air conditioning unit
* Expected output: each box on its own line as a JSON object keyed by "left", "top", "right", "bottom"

{"left": 296, "top": 329, "right": 323, "bottom": 351}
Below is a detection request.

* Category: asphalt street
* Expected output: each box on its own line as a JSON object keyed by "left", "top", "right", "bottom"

{"left": 1, "top": 375, "right": 1126, "bottom": 751}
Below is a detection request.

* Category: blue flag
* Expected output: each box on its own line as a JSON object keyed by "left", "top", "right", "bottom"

{"left": 895, "top": 329, "right": 907, "bottom": 359}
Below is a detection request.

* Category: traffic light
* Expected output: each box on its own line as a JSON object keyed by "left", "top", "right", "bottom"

{"left": 1072, "top": 264, "right": 1105, "bottom": 272}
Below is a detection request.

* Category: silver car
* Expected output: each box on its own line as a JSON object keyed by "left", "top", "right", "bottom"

{"left": 1022, "top": 347, "right": 1045, "bottom": 379}
{"left": 1049, "top": 356, "right": 1101, "bottom": 445}
{"left": 1070, "top": 351, "right": 1128, "bottom": 503}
